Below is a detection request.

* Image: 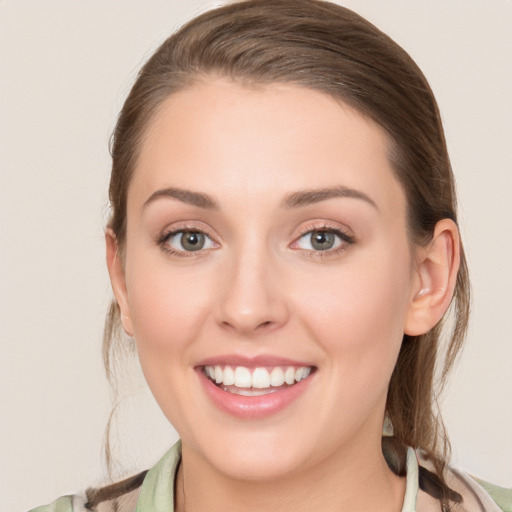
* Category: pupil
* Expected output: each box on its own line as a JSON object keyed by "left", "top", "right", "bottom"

{"left": 311, "top": 231, "right": 334, "bottom": 250}
{"left": 182, "top": 232, "right": 204, "bottom": 251}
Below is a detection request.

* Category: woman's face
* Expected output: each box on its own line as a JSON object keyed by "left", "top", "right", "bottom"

{"left": 113, "top": 79, "right": 423, "bottom": 480}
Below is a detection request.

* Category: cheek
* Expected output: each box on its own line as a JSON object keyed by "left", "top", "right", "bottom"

{"left": 296, "top": 252, "right": 413, "bottom": 436}
{"left": 125, "top": 253, "right": 214, "bottom": 367}
{"left": 123, "top": 257, "right": 218, "bottom": 430}
{"left": 297, "top": 248, "right": 412, "bottom": 375}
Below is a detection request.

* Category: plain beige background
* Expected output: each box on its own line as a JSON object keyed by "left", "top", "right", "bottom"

{"left": 1, "top": 1, "right": 511, "bottom": 510}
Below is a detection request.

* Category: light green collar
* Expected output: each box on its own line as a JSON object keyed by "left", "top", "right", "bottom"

{"left": 135, "top": 441, "right": 419, "bottom": 512}
{"left": 135, "top": 440, "right": 181, "bottom": 512}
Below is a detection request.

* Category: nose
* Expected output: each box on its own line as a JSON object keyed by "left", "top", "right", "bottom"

{"left": 215, "top": 247, "right": 289, "bottom": 336}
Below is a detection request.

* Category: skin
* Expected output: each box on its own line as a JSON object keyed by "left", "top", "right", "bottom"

{"left": 107, "top": 79, "right": 459, "bottom": 512}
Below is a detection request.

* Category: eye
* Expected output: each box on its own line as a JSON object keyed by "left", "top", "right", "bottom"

{"left": 162, "top": 230, "right": 216, "bottom": 253}
{"left": 292, "top": 228, "right": 354, "bottom": 253}
{"left": 296, "top": 230, "right": 341, "bottom": 251}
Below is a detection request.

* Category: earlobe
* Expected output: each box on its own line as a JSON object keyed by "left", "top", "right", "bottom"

{"left": 405, "top": 219, "right": 460, "bottom": 336}
{"left": 105, "top": 229, "right": 134, "bottom": 337}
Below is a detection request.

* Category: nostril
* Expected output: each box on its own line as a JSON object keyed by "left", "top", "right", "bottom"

{"left": 257, "top": 320, "right": 273, "bottom": 329}
{"left": 220, "top": 319, "right": 275, "bottom": 333}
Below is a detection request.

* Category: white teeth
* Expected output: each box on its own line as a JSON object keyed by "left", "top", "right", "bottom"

{"left": 295, "top": 366, "right": 311, "bottom": 382}
{"left": 204, "top": 364, "right": 313, "bottom": 391}
{"left": 284, "top": 367, "right": 295, "bottom": 385}
{"left": 270, "top": 367, "right": 285, "bottom": 386}
{"left": 223, "top": 365, "right": 235, "bottom": 385}
{"left": 252, "top": 367, "right": 270, "bottom": 388}
{"left": 234, "top": 366, "right": 252, "bottom": 388}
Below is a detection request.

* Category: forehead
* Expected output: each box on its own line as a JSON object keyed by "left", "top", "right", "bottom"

{"left": 130, "top": 78, "right": 405, "bottom": 216}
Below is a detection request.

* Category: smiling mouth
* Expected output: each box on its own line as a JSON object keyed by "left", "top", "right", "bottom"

{"left": 203, "top": 365, "right": 314, "bottom": 396}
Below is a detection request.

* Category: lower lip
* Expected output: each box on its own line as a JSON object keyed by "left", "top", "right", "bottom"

{"left": 197, "top": 369, "right": 314, "bottom": 419}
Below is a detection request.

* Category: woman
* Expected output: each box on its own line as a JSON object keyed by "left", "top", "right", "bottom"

{"left": 28, "top": 1, "right": 511, "bottom": 511}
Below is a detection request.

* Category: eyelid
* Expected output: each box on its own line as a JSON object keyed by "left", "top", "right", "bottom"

{"left": 293, "top": 220, "right": 355, "bottom": 241}
{"left": 289, "top": 221, "right": 355, "bottom": 255}
{"left": 157, "top": 222, "right": 220, "bottom": 256}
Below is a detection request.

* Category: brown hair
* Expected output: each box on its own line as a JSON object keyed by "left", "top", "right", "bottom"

{"left": 103, "top": 0, "right": 469, "bottom": 506}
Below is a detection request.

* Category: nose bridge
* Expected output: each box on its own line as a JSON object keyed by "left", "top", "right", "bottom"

{"left": 215, "top": 236, "right": 288, "bottom": 334}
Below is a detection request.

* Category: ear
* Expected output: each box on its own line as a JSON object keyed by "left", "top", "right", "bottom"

{"left": 405, "top": 219, "right": 460, "bottom": 336}
{"left": 105, "top": 229, "right": 134, "bottom": 337}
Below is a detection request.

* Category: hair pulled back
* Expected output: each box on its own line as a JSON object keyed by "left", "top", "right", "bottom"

{"left": 104, "top": 0, "right": 470, "bottom": 504}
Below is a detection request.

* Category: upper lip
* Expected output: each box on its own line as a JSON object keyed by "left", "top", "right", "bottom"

{"left": 196, "top": 354, "right": 314, "bottom": 368}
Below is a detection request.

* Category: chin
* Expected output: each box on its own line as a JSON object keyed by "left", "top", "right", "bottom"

{"left": 184, "top": 427, "right": 317, "bottom": 482}
{"left": 216, "top": 447, "right": 309, "bottom": 482}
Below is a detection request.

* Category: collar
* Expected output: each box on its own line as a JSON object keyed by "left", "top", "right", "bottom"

{"left": 135, "top": 440, "right": 181, "bottom": 512}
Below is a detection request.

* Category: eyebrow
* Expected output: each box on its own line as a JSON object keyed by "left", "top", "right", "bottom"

{"left": 282, "top": 185, "right": 378, "bottom": 210}
{"left": 143, "top": 187, "right": 220, "bottom": 210}
{"left": 143, "top": 185, "right": 378, "bottom": 211}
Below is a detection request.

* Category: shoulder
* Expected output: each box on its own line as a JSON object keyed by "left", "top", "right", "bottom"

{"left": 28, "top": 471, "right": 147, "bottom": 512}
{"left": 443, "top": 463, "right": 512, "bottom": 512}
{"left": 85, "top": 470, "right": 148, "bottom": 512}
{"left": 28, "top": 494, "right": 87, "bottom": 512}
{"left": 471, "top": 477, "right": 512, "bottom": 512}
{"left": 416, "top": 450, "right": 512, "bottom": 512}
{"left": 28, "top": 441, "right": 182, "bottom": 512}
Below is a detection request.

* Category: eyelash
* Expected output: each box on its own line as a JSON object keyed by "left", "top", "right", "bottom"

{"left": 158, "top": 225, "right": 216, "bottom": 258}
{"left": 157, "top": 223, "right": 355, "bottom": 258}
{"left": 290, "top": 224, "right": 355, "bottom": 258}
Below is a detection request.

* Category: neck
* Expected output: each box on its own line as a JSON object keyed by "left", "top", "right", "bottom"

{"left": 175, "top": 438, "right": 406, "bottom": 512}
